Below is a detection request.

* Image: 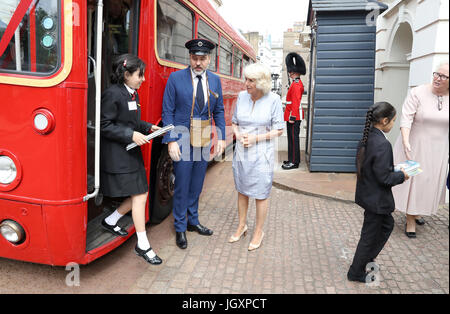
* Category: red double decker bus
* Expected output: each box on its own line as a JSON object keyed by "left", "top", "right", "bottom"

{"left": 0, "top": 0, "right": 255, "bottom": 266}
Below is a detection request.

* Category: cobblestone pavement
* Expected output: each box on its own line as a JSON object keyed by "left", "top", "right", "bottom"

{"left": 129, "top": 160, "right": 449, "bottom": 294}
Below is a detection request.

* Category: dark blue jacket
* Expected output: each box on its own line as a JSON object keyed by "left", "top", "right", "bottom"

{"left": 161, "top": 67, "right": 226, "bottom": 144}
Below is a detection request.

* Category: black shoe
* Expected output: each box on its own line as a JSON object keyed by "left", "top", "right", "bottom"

{"left": 187, "top": 223, "right": 213, "bottom": 236}
{"left": 101, "top": 219, "right": 128, "bottom": 237}
{"left": 347, "top": 271, "right": 375, "bottom": 283}
{"left": 135, "top": 245, "right": 163, "bottom": 265}
{"left": 282, "top": 160, "right": 290, "bottom": 165}
{"left": 415, "top": 217, "right": 426, "bottom": 225}
{"left": 176, "top": 232, "right": 188, "bottom": 249}
{"left": 405, "top": 224, "right": 416, "bottom": 238}
{"left": 282, "top": 162, "right": 299, "bottom": 170}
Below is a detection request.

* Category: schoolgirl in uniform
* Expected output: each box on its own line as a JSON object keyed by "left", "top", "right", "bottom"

{"left": 100, "top": 54, "right": 162, "bottom": 265}
{"left": 347, "top": 102, "right": 409, "bottom": 282}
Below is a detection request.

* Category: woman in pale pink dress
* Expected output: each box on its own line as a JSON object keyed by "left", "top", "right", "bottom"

{"left": 392, "top": 62, "right": 449, "bottom": 238}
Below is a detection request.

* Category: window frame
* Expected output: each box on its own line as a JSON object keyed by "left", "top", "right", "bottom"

{"left": 219, "top": 35, "right": 232, "bottom": 76}
{"left": 155, "top": 0, "right": 194, "bottom": 68}
{"left": 232, "top": 46, "right": 243, "bottom": 79}
{"left": 0, "top": 0, "right": 72, "bottom": 87}
{"left": 0, "top": 0, "right": 62, "bottom": 77}
{"left": 197, "top": 18, "right": 218, "bottom": 73}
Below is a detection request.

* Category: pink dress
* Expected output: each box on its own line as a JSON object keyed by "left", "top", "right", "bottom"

{"left": 392, "top": 84, "right": 449, "bottom": 216}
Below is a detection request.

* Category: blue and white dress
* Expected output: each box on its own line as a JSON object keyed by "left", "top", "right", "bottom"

{"left": 232, "top": 91, "right": 284, "bottom": 199}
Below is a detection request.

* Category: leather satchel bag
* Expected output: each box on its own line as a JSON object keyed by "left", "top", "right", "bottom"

{"left": 190, "top": 74, "right": 212, "bottom": 148}
{"left": 190, "top": 117, "right": 211, "bottom": 147}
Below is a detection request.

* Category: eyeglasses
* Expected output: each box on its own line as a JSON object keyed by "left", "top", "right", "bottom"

{"left": 438, "top": 95, "right": 443, "bottom": 111}
{"left": 433, "top": 72, "right": 449, "bottom": 81}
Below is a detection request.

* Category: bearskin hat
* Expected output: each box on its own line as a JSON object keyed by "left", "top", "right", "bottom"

{"left": 285, "top": 52, "right": 306, "bottom": 75}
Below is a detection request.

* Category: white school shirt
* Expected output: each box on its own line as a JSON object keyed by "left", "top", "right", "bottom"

{"left": 124, "top": 84, "right": 135, "bottom": 96}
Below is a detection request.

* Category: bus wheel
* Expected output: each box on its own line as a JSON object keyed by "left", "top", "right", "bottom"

{"left": 150, "top": 146, "right": 174, "bottom": 224}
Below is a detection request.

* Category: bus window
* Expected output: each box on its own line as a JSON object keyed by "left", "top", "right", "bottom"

{"left": 233, "top": 48, "right": 242, "bottom": 78}
{"left": 219, "top": 36, "right": 232, "bottom": 76}
{"left": 105, "top": 0, "right": 137, "bottom": 56}
{"left": 198, "top": 19, "right": 218, "bottom": 72}
{"left": 157, "top": 0, "right": 193, "bottom": 65}
{"left": 102, "top": 0, "right": 139, "bottom": 89}
{"left": 243, "top": 55, "right": 251, "bottom": 71}
{"left": 0, "top": 0, "right": 60, "bottom": 74}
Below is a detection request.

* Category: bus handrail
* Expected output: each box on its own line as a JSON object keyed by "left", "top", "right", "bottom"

{"left": 83, "top": 0, "right": 103, "bottom": 202}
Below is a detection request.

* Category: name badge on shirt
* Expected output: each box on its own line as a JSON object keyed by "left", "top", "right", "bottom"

{"left": 128, "top": 101, "right": 137, "bottom": 111}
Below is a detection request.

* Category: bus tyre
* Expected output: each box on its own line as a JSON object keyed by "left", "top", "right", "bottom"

{"left": 150, "top": 146, "right": 174, "bottom": 224}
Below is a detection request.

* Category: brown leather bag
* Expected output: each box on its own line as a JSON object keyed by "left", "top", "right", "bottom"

{"left": 190, "top": 118, "right": 211, "bottom": 147}
{"left": 190, "top": 74, "right": 211, "bottom": 147}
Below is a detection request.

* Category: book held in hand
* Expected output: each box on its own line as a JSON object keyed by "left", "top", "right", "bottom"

{"left": 126, "top": 124, "right": 175, "bottom": 151}
{"left": 394, "top": 160, "right": 422, "bottom": 177}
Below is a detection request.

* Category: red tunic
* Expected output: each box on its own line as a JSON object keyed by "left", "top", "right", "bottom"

{"left": 284, "top": 78, "right": 304, "bottom": 122}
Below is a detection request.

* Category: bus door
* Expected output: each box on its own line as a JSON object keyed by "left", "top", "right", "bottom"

{"left": 85, "top": 0, "right": 140, "bottom": 252}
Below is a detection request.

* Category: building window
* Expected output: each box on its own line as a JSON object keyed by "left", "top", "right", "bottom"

{"left": 157, "top": 0, "right": 193, "bottom": 65}
{"left": 0, "top": 0, "right": 61, "bottom": 75}
{"left": 198, "top": 19, "right": 218, "bottom": 72}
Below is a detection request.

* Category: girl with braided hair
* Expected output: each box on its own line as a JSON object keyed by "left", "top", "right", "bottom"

{"left": 348, "top": 102, "right": 409, "bottom": 283}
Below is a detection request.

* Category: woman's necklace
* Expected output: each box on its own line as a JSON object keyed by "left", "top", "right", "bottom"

{"left": 437, "top": 95, "right": 443, "bottom": 111}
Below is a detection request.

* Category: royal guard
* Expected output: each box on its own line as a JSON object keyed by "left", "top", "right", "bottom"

{"left": 282, "top": 52, "right": 306, "bottom": 170}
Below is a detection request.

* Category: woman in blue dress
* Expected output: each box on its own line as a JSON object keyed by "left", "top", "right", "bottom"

{"left": 229, "top": 63, "right": 284, "bottom": 251}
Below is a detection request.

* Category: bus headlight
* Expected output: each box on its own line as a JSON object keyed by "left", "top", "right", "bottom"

{"left": 0, "top": 156, "right": 17, "bottom": 185}
{"left": 0, "top": 220, "right": 26, "bottom": 244}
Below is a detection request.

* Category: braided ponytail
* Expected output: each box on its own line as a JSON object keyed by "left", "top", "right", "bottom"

{"left": 356, "top": 102, "right": 396, "bottom": 180}
{"left": 356, "top": 108, "right": 374, "bottom": 179}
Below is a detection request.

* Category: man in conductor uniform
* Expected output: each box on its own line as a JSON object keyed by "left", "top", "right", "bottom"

{"left": 282, "top": 52, "right": 306, "bottom": 170}
{"left": 162, "top": 39, "right": 226, "bottom": 249}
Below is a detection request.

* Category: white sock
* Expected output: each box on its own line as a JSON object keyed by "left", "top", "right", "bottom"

{"left": 105, "top": 210, "right": 124, "bottom": 226}
{"left": 137, "top": 231, "right": 156, "bottom": 258}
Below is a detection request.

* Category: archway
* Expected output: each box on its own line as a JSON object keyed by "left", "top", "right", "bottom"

{"left": 383, "top": 21, "right": 413, "bottom": 143}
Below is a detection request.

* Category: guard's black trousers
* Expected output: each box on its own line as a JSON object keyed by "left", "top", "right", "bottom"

{"left": 286, "top": 120, "right": 301, "bottom": 164}
{"left": 348, "top": 210, "right": 394, "bottom": 277}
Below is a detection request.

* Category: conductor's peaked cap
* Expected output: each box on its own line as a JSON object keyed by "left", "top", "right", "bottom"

{"left": 185, "top": 39, "right": 215, "bottom": 55}
{"left": 286, "top": 52, "right": 306, "bottom": 75}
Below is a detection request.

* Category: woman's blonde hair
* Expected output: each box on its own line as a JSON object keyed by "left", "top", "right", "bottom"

{"left": 244, "top": 63, "right": 272, "bottom": 95}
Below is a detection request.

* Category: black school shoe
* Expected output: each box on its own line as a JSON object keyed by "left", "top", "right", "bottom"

{"left": 101, "top": 219, "right": 128, "bottom": 237}
{"left": 135, "top": 245, "right": 163, "bottom": 265}
{"left": 347, "top": 271, "right": 376, "bottom": 283}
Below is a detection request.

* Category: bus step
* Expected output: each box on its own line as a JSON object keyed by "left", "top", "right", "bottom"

{"left": 86, "top": 211, "right": 134, "bottom": 252}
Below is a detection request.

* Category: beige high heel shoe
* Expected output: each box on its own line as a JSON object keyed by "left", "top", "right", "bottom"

{"left": 248, "top": 232, "right": 264, "bottom": 251}
{"left": 228, "top": 225, "right": 248, "bottom": 243}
